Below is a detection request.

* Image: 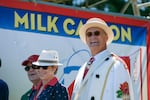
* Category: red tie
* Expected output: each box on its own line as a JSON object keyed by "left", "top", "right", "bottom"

{"left": 83, "top": 57, "right": 95, "bottom": 79}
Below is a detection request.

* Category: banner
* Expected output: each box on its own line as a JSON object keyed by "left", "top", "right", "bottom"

{"left": 0, "top": 1, "right": 149, "bottom": 100}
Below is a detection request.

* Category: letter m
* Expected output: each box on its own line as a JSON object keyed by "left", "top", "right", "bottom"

{"left": 14, "top": 11, "right": 29, "bottom": 29}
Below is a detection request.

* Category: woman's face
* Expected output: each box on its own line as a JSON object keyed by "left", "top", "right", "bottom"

{"left": 36, "top": 66, "right": 57, "bottom": 80}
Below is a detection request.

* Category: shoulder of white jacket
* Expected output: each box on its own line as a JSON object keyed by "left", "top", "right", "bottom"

{"left": 111, "top": 53, "right": 129, "bottom": 70}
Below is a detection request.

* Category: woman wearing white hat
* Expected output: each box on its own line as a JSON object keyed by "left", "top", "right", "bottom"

{"left": 71, "top": 18, "right": 134, "bottom": 100}
{"left": 30, "top": 50, "right": 69, "bottom": 100}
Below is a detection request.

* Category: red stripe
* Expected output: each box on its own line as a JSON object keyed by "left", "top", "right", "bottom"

{"left": 140, "top": 48, "right": 143, "bottom": 100}
{"left": 0, "top": 0, "right": 149, "bottom": 26}
{"left": 147, "top": 22, "right": 150, "bottom": 100}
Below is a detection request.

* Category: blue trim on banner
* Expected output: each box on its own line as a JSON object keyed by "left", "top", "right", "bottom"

{"left": 0, "top": 6, "right": 147, "bottom": 46}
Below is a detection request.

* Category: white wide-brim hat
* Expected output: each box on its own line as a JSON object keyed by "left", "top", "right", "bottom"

{"left": 33, "top": 50, "right": 63, "bottom": 66}
{"left": 79, "top": 18, "right": 114, "bottom": 45}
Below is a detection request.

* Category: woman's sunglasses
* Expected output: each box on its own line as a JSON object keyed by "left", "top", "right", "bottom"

{"left": 32, "top": 65, "right": 49, "bottom": 70}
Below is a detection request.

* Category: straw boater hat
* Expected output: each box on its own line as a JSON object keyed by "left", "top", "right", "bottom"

{"left": 79, "top": 18, "right": 114, "bottom": 45}
{"left": 32, "top": 50, "right": 62, "bottom": 66}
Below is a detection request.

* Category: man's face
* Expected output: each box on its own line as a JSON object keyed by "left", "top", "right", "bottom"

{"left": 25, "top": 62, "right": 40, "bottom": 83}
{"left": 86, "top": 27, "right": 108, "bottom": 54}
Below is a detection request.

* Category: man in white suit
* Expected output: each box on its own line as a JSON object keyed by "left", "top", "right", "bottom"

{"left": 71, "top": 18, "right": 134, "bottom": 100}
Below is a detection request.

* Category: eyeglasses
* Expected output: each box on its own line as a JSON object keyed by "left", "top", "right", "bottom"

{"left": 86, "top": 31, "right": 100, "bottom": 37}
{"left": 32, "top": 65, "right": 49, "bottom": 70}
{"left": 24, "top": 65, "right": 47, "bottom": 71}
{"left": 24, "top": 65, "right": 35, "bottom": 71}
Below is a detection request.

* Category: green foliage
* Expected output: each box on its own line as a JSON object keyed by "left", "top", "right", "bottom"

{"left": 42, "top": 0, "right": 150, "bottom": 18}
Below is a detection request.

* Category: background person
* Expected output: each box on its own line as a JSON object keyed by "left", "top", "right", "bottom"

{"left": 21, "top": 55, "right": 40, "bottom": 100}
{"left": 0, "top": 58, "right": 9, "bottom": 100}
{"left": 31, "top": 50, "right": 69, "bottom": 100}
{"left": 71, "top": 18, "right": 134, "bottom": 100}
{"left": 0, "top": 79, "right": 9, "bottom": 100}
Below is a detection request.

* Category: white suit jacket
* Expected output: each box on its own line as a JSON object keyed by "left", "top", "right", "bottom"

{"left": 72, "top": 50, "right": 134, "bottom": 100}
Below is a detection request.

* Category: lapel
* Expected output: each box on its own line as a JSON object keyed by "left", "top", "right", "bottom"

{"left": 80, "top": 52, "right": 111, "bottom": 89}
{"left": 73, "top": 62, "right": 87, "bottom": 91}
{"left": 72, "top": 62, "right": 87, "bottom": 100}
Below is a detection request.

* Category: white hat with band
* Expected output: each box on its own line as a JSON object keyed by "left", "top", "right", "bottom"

{"left": 79, "top": 18, "right": 114, "bottom": 45}
{"left": 33, "top": 50, "right": 62, "bottom": 66}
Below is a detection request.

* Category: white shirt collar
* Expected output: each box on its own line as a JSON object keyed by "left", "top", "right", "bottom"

{"left": 94, "top": 49, "right": 111, "bottom": 62}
